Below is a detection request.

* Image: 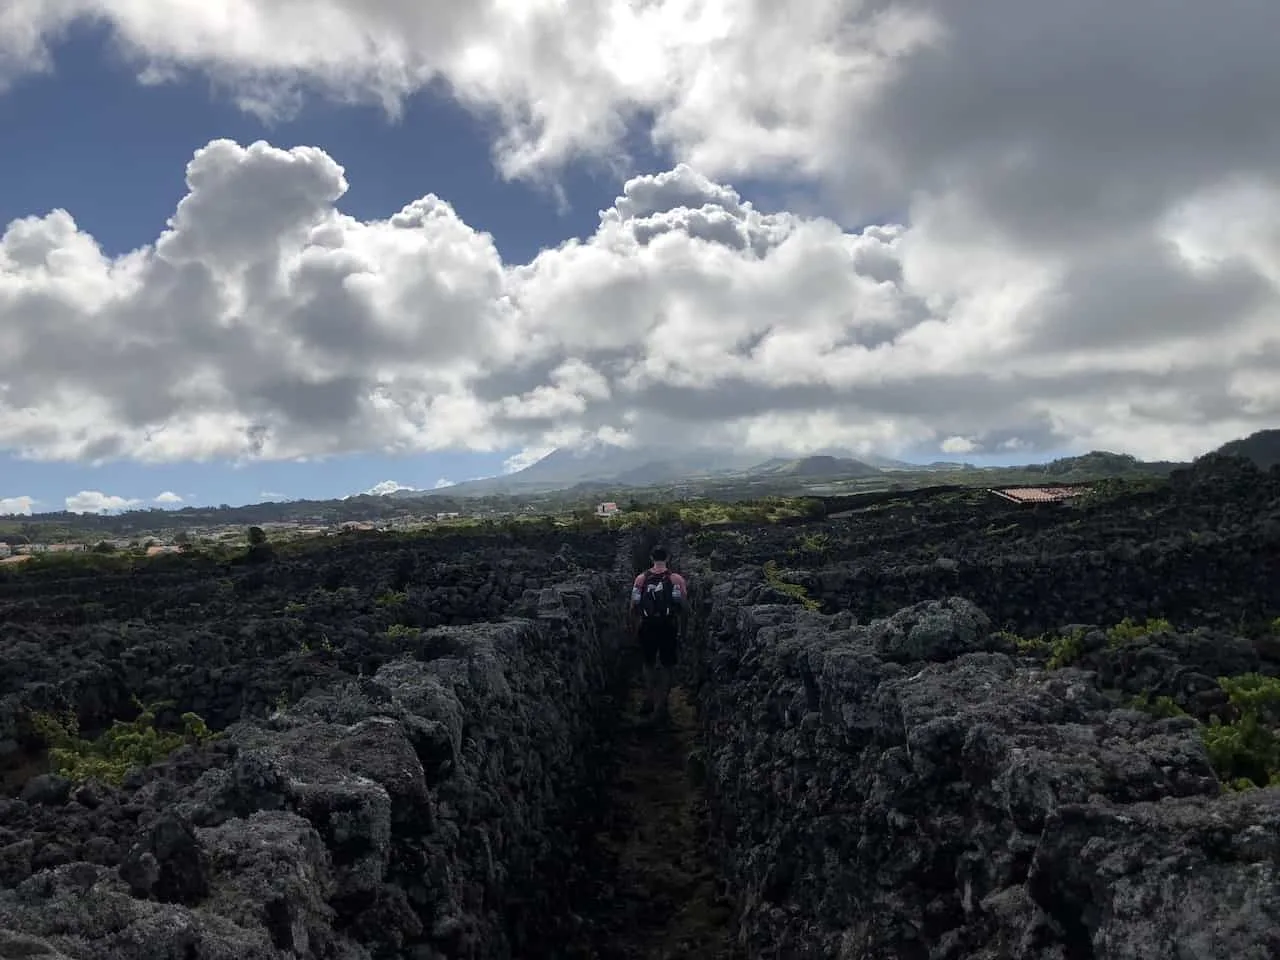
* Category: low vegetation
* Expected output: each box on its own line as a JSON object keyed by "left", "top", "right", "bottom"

{"left": 999, "top": 617, "right": 1175, "bottom": 671}
{"left": 762, "top": 560, "right": 820, "bottom": 611}
{"left": 28, "top": 698, "right": 219, "bottom": 786}
{"left": 1200, "top": 673, "right": 1280, "bottom": 791}
{"left": 996, "top": 616, "right": 1280, "bottom": 792}
{"left": 1132, "top": 673, "right": 1280, "bottom": 792}
{"left": 1105, "top": 615, "right": 1173, "bottom": 645}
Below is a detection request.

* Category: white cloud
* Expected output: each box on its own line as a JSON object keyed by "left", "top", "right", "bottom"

{"left": 65, "top": 491, "right": 143, "bottom": 514}
{"left": 362, "top": 477, "right": 454, "bottom": 496}
{"left": 940, "top": 437, "right": 977, "bottom": 455}
{"left": 2, "top": 2, "right": 1280, "bottom": 464}
{"left": 0, "top": 496, "right": 35, "bottom": 515}
{"left": 365, "top": 480, "right": 414, "bottom": 496}
{"left": 0, "top": 0, "right": 937, "bottom": 185}
{"left": 0, "top": 143, "right": 1276, "bottom": 466}
{"left": 154, "top": 490, "right": 183, "bottom": 503}
{"left": 503, "top": 447, "right": 554, "bottom": 475}
{"left": 258, "top": 490, "right": 287, "bottom": 501}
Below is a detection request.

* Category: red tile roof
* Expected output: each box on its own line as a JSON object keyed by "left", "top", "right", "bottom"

{"left": 989, "top": 486, "right": 1084, "bottom": 504}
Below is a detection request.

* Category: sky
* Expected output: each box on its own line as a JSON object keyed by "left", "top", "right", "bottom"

{"left": 1, "top": 1, "right": 1278, "bottom": 516}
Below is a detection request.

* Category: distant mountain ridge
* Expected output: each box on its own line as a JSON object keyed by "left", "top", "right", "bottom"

{"left": 379, "top": 443, "right": 1175, "bottom": 499}
{"left": 365, "top": 428, "right": 1275, "bottom": 502}
{"left": 8, "top": 428, "right": 1276, "bottom": 524}
{"left": 434, "top": 445, "right": 783, "bottom": 497}
{"left": 1214, "top": 429, "right": 1280, "bottom": 469}
{"left": 747, "top": 455, "right": 882, "bottom": 479}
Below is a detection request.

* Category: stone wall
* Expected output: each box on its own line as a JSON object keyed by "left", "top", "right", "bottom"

{"left": 0, "top": 537, "right": 639, "bottom": 960}
{"left": 689, "top": 457, "right": 1280, "bottom": 636}
{"left": 686, "top": 567, "right": 1280, "bottom": 960}
{"left": 0, "top": 532, "right": 619, "bottom": 770}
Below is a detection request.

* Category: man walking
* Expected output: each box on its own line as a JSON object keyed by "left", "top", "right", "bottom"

{"left": 629, "top": 546, "right": 688, "bottom": 721}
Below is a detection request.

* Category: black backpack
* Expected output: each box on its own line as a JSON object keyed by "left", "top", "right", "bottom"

{"left": 638, "top": 569, "right": 679, "bottom": 620}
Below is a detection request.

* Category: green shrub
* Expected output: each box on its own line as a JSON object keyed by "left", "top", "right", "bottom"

{"left": 17, "top": 550, "right": 137, "bottom": 574}
{"left": 1106, "top": 616, "right": 1172, "bottom": 647}
{"left": 1039, "top": 617, "right": 1172, "bottom": 669}
{"left": 1200, "top": 673, "right": 1280, "bottom": 791}
{"left": 386, "top": 623, "right": 421, "bottom": 640}
{"left": 1129, "top": 691, "right": 1187, "bottom": 719}
{"left": 297, "top": 633, "right": 334, "bottom": 654}
{"left": 1131, "top": 673, "right": 1280, "bottom": 791}
{"left": 29, "top": 698, "right": 218, "bottom": 786}
{"left": 993, "top": 629, "right": 1051, "bottom": 654}
{"left": 788, "top": 532, "right": 832, "bottom": 563}
{"left": 375, "top": 590, "right": 407, "bottom": 607}
{"left": 1046, "top": 629, "right": 1087, "bottom": 670}
{"left": 762, "top": 560, "right": 820, "bottom": 612}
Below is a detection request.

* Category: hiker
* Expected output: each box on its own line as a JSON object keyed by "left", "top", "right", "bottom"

{"left": 629, "top": 546, "right": 689, "bottom": 720}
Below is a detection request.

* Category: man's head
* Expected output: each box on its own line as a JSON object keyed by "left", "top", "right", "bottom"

{"left": 650, "top": 546, "right": 668, "bottom": 565}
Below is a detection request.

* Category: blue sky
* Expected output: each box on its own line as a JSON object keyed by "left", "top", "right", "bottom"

{"left": 0, "top": 21, "right": 667, "bottom": 512}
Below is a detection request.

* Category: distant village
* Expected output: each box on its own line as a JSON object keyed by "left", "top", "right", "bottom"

{"left": 0, "top": 500, "right": 627, "bottom": 565}
{"left": 0, "top": 487, "right": 1092, "bottom": 567}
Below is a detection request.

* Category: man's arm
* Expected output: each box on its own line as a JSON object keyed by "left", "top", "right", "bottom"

{"left": 627, "top": 577, "right": 642, "bottom": 635}
{"left": 676, "top": 574, "right": 690, "bottom": 638}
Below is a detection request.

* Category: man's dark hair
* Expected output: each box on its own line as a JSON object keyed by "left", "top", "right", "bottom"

{"left": 650, "top": 546, "right": 668, "bottom": 562}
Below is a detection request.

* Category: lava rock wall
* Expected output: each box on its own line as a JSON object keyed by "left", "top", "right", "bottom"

{"left": 0, "top": 535, "right": 638, "bottom": 960}
{"left": 693, "top": 459, "right": 1280, "bottom": 635}
{"left": 685, "top": 568, "right": 1280, "bottom": 960}
{"left": 0, "top": 532, "right": 618, "bottom": 774}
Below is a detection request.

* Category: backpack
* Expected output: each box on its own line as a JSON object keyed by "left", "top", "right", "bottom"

{"left": 638, "top": 569, "right": 679, "bottom": 620}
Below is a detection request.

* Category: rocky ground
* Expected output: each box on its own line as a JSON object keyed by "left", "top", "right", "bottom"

{"left": 573, "top": 680, "right": 741, "bottom": 960}
{"left": 0, "top": 454, "right": 1276, "bottom": 959}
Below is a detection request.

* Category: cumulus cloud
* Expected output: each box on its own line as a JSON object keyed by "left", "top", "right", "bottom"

{"left": 940, "top": 437, "right": 977, "bottom": 456}
{"left": 0, "top": 142, "right": 1277, "bottom": 466}
{"left": 0, "top": 0, "right": 933, "bottom": 183}
{"left": 4, "top": 1, "right": 1274, "bottom": 208}
{"left": 362, "top": 477, "right": 455, "bottom": 496}
{"left": 154, "top": 491, "right": 183, "bottom": 503}
{"left": 365, "top": 480, "right": 414, "bottom": 496}
{"left": 0, "top": 495, "right": 36, "bottom": 516}
{"left": 65, "top": 491, "right": 143, "bottom": 514}
{"left": 4, "top": 1, "right": 1280, "bottom": 463}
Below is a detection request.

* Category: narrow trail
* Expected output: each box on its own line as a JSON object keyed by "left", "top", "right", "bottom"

{"left": 574, "top": 675, "right": 742, "bottom": 960}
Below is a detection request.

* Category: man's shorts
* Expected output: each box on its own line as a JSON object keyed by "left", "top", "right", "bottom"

{"left": 638, "top": 618, "right": 679, "bottom": 668}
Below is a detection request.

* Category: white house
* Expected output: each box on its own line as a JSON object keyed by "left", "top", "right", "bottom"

{"left": 595, "top": 502, "right": 620, "bottom": 518}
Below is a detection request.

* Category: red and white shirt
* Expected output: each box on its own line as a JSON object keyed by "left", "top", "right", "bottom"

{"left": 631, "top": 564, "right": 688, "bottom": 607}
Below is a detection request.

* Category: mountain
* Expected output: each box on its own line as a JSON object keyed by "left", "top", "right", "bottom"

{"left": 745, "top": 455, "right": 881, "bottom": 479}
{"left": 385, "top": 487, "right": 437, "bottom": 500}
{"left": 1010, "top": 450, "right": 1182, "bottom": 480}
{"left": 439, "top": 444, "right": 765, "bottom": 497}
{"left": 858, "top": 453, "right": 917, "bottom": 470}
{"left": 365, "top": 441, "right": 1202, "bottom": 503}
{"left": 1215, "top": 429, "right": 1280, "bottom": 469}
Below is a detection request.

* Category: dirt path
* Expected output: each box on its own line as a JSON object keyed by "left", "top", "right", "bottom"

{"left": 574, "top": 682, "right": 742, "bottom": 960}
